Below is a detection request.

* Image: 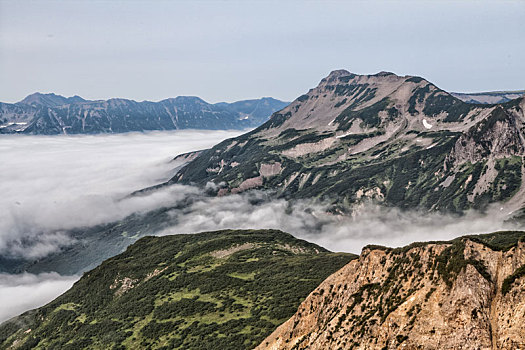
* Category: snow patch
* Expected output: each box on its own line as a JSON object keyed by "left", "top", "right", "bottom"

{"left": 422, "top": 119, "right": 433, "bottom": 129}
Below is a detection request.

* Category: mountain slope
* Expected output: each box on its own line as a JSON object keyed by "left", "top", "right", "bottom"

{"left": 0, "top": 94, "right": 289, "bottom": 134}
{"left": 0, "top": 229, "right": 354, "bottom": 350}
{"left": 258, "top": 231, "right": 525, "bottom": 350}
{"left": 171, "top": 70, "right": 525, "bottom": 213}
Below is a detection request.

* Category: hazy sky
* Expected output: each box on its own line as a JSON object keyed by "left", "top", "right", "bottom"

{"left": 1, "top": 0, "right": 524, "bottom": 103}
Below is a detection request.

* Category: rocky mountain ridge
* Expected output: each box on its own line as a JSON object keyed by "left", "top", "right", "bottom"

{"left": 171, "top": 70, "right": 525, "bottom": 214}
{"left": 258, "top": 231, "right": 525, "bottom": 349}
{"left": 0, "top": 93, "right": 288, "bottom": 134}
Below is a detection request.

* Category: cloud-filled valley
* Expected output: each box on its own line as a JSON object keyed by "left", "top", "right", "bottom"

{"left": 0, "top": 272, "right": 78, "bottom": 323}
{"left": 0, "top": 130, "right": 243, "bottom": 259}
{"left": 1, "top": 129, "right": 521, "bottom": 259}
{"left": 0, "top": 130, "right": 522, "bottom": 324}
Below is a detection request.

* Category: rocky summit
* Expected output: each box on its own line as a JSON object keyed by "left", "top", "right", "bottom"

{"left": 172, "top": 70, "right": 525, "bottom": 214}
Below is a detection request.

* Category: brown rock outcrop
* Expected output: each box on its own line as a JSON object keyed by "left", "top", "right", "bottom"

{"left": 257, "top": 234, "right": 525, "bottom": 350}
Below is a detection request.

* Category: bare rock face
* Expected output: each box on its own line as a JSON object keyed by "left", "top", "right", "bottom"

{"left": 257, "top": 232, "right": 525, "bottom": 350}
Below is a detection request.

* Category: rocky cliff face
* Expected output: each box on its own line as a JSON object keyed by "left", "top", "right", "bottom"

{"left": 172, "top": 70, "right": 525, "bottom": 213}
{"left": 257, "top": 231, "right": 525, "bottom": 350}
{"left": 0, "top": 94, "right": 288, "bottom": 134}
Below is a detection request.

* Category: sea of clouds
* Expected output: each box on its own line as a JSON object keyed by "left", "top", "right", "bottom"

{"left": 0, "top": 129, "right": 520, "bottom": 323}
{"left": 0, "top": 129, "right": 243, "bottom": 322}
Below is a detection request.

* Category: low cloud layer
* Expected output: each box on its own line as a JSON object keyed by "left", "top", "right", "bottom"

{"left": 1, "top": 130, "right": 521, "bottom": 259}
{"left": 0, "top": 130, "right": 244, "bottom": 258}
{"left": 0, "top": 272, "right": 78, "bottom": 323}
{"left": 0, "top": 130, "right": 522, "bottom": 322}
{"left": 157, "top": 191, "right": 520, "bottom": 254}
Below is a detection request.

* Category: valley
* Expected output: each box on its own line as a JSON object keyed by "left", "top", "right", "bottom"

{"left": 3, "top": 1, "right": 524, "bottom": 348}
{"left": 2, "top": 229, "right": 525, "bottom": 349}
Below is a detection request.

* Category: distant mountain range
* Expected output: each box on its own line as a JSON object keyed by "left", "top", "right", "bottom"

{"left": 0, "top": 93, "right": 289, "bottom": 134}
{"left": 172, "top": 70, "right": 525, "bottom": 213}
{"left": 452, "top": 90, "right": 525, "bottom": 104}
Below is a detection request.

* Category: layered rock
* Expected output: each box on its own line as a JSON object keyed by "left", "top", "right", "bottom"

{"left": 257, "top": 231, "right": 525, "bottom": 350}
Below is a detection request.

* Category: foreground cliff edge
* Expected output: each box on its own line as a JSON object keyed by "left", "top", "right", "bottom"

{"left": 2, "top": 230, "right": 525, "bottom": 349}
{"left": 257, "top": 231, "right": 525, "bottom": 350}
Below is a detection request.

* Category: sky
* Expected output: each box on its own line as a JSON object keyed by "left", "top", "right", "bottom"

{"left": 0, "top": 0, "right": 524, "bottom": 103}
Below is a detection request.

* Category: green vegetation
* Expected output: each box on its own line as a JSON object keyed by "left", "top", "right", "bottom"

{"left": 335, "top": 97, "right": 387, "bottom": 130}
{"left": 0, "top": 229, "right": 354, "bottom": 350}
{"left": 434, "top": 240, "right": 491, "bottom": 287}
{"left": 171, "top": 73, "right": 523, "bottom": 215}
{"left": 502, "top": 264, "right": 525, "bottom": 295}
{"left": 297, "top": 94, "right": 309, "bottom": 102}
{"left": 463, "top": 231, "right": 525, "bottom": 251}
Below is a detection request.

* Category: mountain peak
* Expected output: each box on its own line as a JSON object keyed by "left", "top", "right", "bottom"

{"left": 160, "top": 96, "right": 207, "bottom": 104}
{"left": 321, "top": 69, "right": 355, "bottom": 84}
{"left": 327, "top": 69, "right": 352, "bottom": 77}
{"left": 19, "top": 92, "right": 86, "bottom": 107}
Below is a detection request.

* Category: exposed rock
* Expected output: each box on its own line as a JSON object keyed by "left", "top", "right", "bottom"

{"left": 172, "top": 71, "right": 525, "bottom": 213}
{"left": 258, "top": 233, "right": 525, "bottom": 350}
{"left": 172, "top": 150, "right": 203, "bottom": 163}
{"left": 209, "top": 243, "right": 256, "bottom": 258}
{"left": 109, "top": 276, "right": 138, "bottom": 297}
{"left": 446, "top": 106, "right": 525, "bottom": 168}
{"left": 259, "top": 162, "right": 282, "bottom": 177}
{"left": 231, "top": 176, "right": 263, "bottom": 194}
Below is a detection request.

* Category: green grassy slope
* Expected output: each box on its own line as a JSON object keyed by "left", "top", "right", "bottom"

{"left": 0, "top": 229, "right": 355, "bottom": 350}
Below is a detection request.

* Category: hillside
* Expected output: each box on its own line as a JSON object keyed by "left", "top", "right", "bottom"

{"left": 0, "top": 229, "right": 354, "bottom": 350}
{"left": 259, "top": 230, "right": 525, "bottom": 349}
{"left": 0, "top": 94, "right": 288, "bottom": 134}
{"left": 171, "top": 70, "right": 525, "bottom": 213}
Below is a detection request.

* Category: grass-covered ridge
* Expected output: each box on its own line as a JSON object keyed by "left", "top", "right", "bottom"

{"left": 0, "top": 229, "right": 355, "bottom": 350}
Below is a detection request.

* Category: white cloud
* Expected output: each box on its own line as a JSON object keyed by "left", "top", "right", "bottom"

{"left": 0, "top": 130, "right": 244, "bottom": 258}
{"left": 157, "top": 193, "right": 520, "bottom": 254}
{"left": 0, "top": 272, "right": 79, "bottom": 323}
{"left": 1, "top": 130, "right": 521, "bottom": 323}
{"left": 1, "top": 130, "right": 520, "bottom": 260}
